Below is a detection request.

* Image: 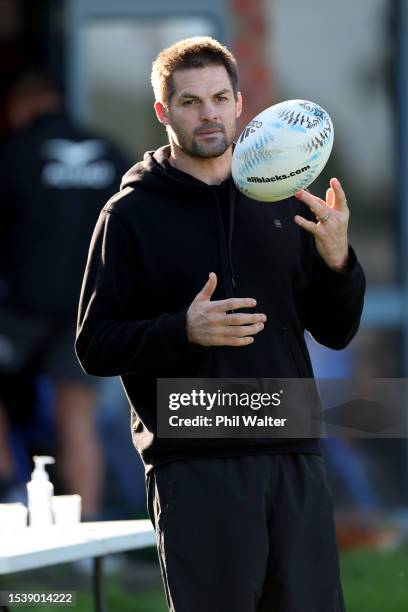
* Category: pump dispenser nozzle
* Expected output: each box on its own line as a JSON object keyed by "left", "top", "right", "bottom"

{"left": 31, "top": 456, "right": 55, "bottom": 480}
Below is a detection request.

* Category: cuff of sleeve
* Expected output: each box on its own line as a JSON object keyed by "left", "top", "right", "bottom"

{"left": 180, "top": 309, "right": 210, "bottom": 353}
{"left": 315, "top": 245, "right": 363, "bottom": 290}
{"left": 157, "top": 310, "right": 209, "bottom": 364}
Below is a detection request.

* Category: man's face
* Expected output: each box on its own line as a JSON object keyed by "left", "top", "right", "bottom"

{"left": 156, "top": 64, "right": 242, "bottom": 158}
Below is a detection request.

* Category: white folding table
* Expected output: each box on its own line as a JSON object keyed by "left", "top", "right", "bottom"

{"left": 0, "top": 520, "right": 156, "bottom": 612}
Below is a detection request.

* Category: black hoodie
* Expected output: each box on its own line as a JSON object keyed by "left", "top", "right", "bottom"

{"left": 76, "top": 145, "right": 365, "bottom": 471}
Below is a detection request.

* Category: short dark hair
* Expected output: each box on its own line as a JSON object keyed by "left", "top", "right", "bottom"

{"left": 151, "top": 36, "right": 239, "bottom": 107}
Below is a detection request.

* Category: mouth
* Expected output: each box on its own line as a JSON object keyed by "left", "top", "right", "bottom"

{"left": 196, "top": 129, "right": 223, "bottom": 136}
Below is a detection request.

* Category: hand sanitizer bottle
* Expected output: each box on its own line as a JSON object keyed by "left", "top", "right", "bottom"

{"left": 27, "top": 456, "right": 55, "bottom": 527}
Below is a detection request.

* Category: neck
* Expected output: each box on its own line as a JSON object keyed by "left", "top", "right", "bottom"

{"left": 168, "top": 143, "right": 232, "bottom": 185}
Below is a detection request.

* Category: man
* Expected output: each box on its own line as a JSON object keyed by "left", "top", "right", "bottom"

{"left": 0, "top": 72, "right": 129, "bottom": 516}
{"left": 76, "top": 37, "right": 365, "bottom": 611}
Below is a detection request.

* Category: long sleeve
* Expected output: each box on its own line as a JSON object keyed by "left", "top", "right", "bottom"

{"left": 75, "top": 209, "right": 192, "bottom": 376}
{"left": 302, "top": 245, "right": 366, "bottom": 349}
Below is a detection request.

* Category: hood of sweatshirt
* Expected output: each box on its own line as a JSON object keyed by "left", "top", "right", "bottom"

{"left": 120, "top": 144, "right": 216, "bottom": 195}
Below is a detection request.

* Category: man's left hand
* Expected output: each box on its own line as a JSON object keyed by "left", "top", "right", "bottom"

{"left": 294, "top": 177, "right": 349, "bottom": 273}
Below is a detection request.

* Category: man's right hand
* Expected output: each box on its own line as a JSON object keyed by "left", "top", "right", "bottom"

{"left": 186, "top": 272, "right": 267, "bottom": 347}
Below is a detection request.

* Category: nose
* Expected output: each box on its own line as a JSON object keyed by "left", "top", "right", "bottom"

{"left": 199, "top": 100, "right": 219, "bottom": 122}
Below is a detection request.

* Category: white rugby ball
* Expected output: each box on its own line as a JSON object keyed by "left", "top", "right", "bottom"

{"left": 232, "top": 99, "right": 334, "bottom": 202}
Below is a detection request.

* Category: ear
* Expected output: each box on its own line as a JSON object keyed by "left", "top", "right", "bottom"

{"left": 236, "top": 91, "right": 243, "bottom": 119}
{"left": 154, "top": 101, "right": 170, "bottom": 126}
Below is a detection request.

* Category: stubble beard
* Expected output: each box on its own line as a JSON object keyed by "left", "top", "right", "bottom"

{"left": 168, "top": 122, "right": 234, "bottom": 159}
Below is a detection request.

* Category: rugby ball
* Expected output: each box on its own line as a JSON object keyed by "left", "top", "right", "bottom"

{"left": 232, "top": 100, "right": 334, "bottom": 202}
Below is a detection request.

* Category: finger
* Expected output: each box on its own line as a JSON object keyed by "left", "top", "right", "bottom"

{"left": 210, "top": 297, "right": 257, "bottom": 313}
{"left": 210, "top": 322, "right": 263, "bottom": 338}
{"left": 294, "top": 215, "right": 319, "bottom": 235}
{"left": 295, "top": 189, "right": 328, "bottom": 219}
{"left": 209, "top": 312, "right": 266, "bottom": 326}
{"left": 225, "top": 322, "right": 265, "bottom": 337}
{"left": 330, "top": 178, "right": 348, "bottom": 211}
{"left": 214, "top": 335, "right": 254, "bottom": 347}
{"left": 295, "top": 188, "right": 327, "bottom": 207}
{"left": 326, "top": 187, "right": 335, "bottom": 208}
{"left": 226, "top": 313, "right": 267, "bottom": 325}
{"left": 196, "top": 272, "right": 217, "bottom": 301}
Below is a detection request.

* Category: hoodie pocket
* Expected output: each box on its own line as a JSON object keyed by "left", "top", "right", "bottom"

{"left": 174, "top": 324, "right": 311, "bottom": 379}
{"left": 203, "top": 326, "right": 305, "bottom": 378}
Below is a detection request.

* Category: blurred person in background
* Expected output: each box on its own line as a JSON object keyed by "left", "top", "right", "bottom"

{"left": 0, "top": 72, "right": 129, "bottom": 518}
{"left": 76, "top": 37, "right": 365, "bottom": 611}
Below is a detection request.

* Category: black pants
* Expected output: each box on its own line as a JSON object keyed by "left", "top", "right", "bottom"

{"left": 146, "top": 454, "right": 345, "bottom": 612}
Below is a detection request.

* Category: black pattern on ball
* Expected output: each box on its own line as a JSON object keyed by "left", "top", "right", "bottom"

{"left": 301, "top": 124, "right": 333, "bottom": 153}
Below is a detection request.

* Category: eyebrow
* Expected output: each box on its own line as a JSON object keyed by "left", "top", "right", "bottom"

{"left": 179, "top": 88, "right": 232, "bottom": 99}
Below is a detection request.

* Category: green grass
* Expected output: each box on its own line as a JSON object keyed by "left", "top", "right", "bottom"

{"left": 106, "top": 587, "right": 167, "bottom": 612}
{"left": 2, "top": 549, "right": 408, "bottom": 611}
{"left": 342, "top": 549, "right": 408, "bottom": 612}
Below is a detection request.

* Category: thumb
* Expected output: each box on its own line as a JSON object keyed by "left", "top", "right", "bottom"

{"left": 196, "top": 272, "right": 217, "bottom": 301}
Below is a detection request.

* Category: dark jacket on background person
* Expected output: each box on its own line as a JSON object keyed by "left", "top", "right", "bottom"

{"left": 0, "top": 112, "right": 129, "bottom": 316}
{"left": 76, "top": 145, "right": 365, "bottom": 471}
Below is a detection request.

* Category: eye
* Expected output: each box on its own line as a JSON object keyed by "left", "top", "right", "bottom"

{"left": 217, "top": 96, "right": 228, "bottom": 102}
{"left": 182, "top": 99, "right": 196, "bottom": 106}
